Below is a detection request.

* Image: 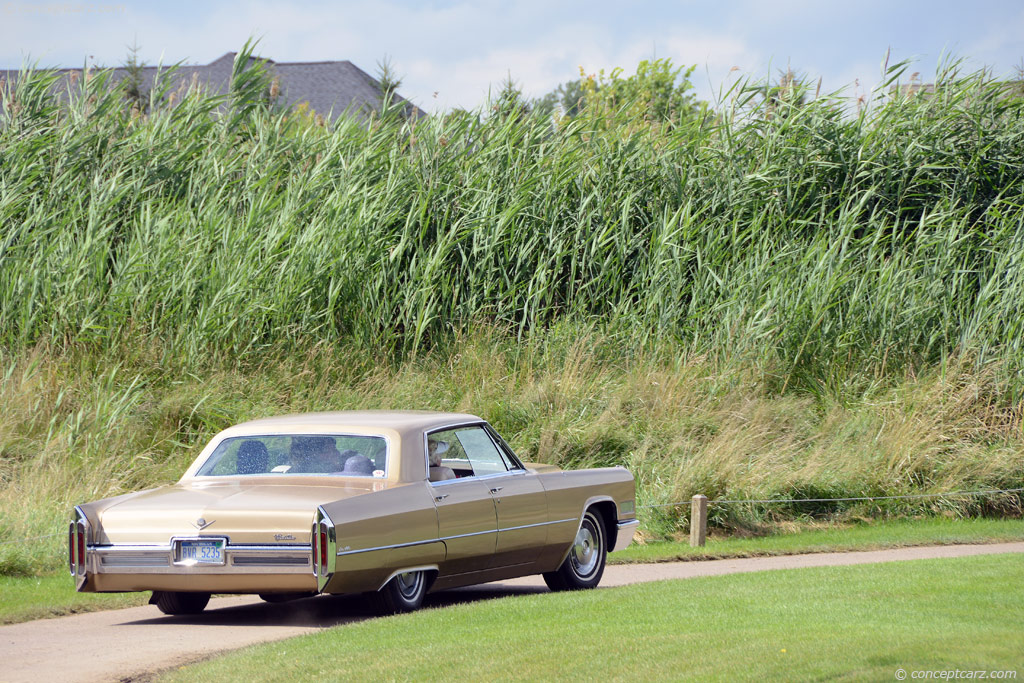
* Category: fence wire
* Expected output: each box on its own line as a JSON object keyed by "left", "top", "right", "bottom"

{"left": 640, "top": 487, "right": 1024, "bottom": 509}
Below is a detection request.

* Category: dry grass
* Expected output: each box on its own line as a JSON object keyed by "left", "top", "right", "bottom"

{"left": 1, "top": 329, "right": 1020, "bottom": 575}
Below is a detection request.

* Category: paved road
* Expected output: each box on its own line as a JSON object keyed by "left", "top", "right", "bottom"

{"left": 2, "top": 542, "right": 1022, "bottom": 683}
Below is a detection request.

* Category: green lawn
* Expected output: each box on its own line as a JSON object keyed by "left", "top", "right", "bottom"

{"left": 0, "top": 575, "right": 148, "bottom": 624}
{"left": 611, "top": 517, "right": 1024, "bottom": 564}
{"left": 1, "top": 517, "right": 1021, "bottom": 626}
{"left": 163, "top": 553, "right": 1024, "bottom": 681}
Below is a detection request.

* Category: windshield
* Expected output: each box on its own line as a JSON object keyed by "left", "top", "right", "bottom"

{"left": 196, "top": 434, "right": 388, "bottom": 477}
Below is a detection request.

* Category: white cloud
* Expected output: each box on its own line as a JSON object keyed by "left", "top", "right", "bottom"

{"left": 966, "top": 6, "right": 1024, "bottom": 77}
{"left": 401, "top": 23, "right": 763, "bottom": 111}
{"left": 1, "top": 0, "right": 1020, "bottom": 115}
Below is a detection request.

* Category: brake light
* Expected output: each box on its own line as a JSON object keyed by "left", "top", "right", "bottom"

{"left": 77, "top": 525, "right": 86, "bottom": 571}
{"left": 319, "top": 527, "right": 328, "bottom": 569}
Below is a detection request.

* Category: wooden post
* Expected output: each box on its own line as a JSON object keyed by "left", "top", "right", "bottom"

{"left": 690, "top": 494, "right": 708, "bottom": 547}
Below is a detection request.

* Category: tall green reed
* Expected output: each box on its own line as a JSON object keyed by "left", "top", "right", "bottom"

{"left": 1, "top": 51, "right": 1022, "bottom": 392}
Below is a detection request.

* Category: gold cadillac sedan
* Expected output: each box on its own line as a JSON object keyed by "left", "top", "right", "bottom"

{"left": 70, "top": 411, "right": 639, "bottom": 615}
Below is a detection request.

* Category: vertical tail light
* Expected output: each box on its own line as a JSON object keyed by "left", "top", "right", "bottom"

{"left": 76, "top": 525, "right": 86, "bottom": 569}
{"left": 312, "top": 519, "right": 320, "bottom": 574}
{"left": 69, "top": 507, "right": 89, "bottom": 589}
{"left": 68, "top": 522, "right": 76, "bottom": 575}
{"left": 312, "top": 506, "right": 336, "bottom": 593}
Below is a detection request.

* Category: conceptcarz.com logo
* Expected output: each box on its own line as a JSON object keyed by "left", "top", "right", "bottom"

{"left": 896, "top": 669, "right": 1018, "bottom": 680}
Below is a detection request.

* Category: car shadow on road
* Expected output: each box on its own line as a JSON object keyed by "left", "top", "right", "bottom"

{"left": 120, "top": 584, "right": 550, "bottom": 629}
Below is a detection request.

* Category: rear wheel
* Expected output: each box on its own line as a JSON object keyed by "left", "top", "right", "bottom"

{"left": 150, "top": 590, "right": 211, "bottom": 615}
{"left": 543, "top": 509, "right": 606, "bottom": 591}
{"left": 370, "top": 570, "right": 427, "bottom": 615}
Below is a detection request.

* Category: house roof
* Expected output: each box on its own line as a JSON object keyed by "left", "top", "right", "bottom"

{"left": 0, "top": 52, "right": 424, "bottom": 121}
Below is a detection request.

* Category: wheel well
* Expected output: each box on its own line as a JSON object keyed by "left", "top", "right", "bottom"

{"left": 424, "top": 568, "right": 439, "bottom": 593}
{"left": 587, "top": 500, "right": 618, "bottom": 550}
{"left": 379, "top": 566, "right": 440, "bottom": 593}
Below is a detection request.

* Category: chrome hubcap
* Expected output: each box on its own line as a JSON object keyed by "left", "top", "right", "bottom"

{"left": 396, "top": 571, "right": 422, "bottom": 599}
{"left": 571, "top": 520, "right": 600, "bottom": 577}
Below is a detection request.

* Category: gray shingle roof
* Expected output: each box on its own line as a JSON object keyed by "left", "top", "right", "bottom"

{"left": 0, "top": 52, "right": 423, "bottom": 120}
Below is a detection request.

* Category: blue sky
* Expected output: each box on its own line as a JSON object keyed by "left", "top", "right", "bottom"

{"left": 1, "top": 1, "right": 1021, "bottom": 112}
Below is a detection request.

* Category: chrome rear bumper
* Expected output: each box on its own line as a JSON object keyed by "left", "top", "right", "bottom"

{"left": 86, "top": 542, "right": 312, "bottom": 577}
{"left": 611, "top": 519, "right": 640, "bottom": 552}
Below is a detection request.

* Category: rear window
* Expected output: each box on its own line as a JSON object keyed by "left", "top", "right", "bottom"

{"left": 196, "top": 434, "right": 387, "bottom": 478}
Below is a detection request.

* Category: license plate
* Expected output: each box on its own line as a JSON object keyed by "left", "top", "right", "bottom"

{"left": 176, "top": 539, "right": 225, "bottom": 565}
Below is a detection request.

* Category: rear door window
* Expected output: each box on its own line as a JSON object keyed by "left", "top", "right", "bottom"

{"left": 428, "top": 426, "right": 510, "bottom": 478}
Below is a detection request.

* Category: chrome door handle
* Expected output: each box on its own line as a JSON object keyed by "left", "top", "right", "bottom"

{"left": 489, "top": 487, "right": 503, "bottom": 494}
{"left": 434, "top": 494, "right": 449, "bottom": 501}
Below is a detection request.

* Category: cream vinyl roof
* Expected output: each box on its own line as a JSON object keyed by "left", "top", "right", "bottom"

{"left": 222, "top": 411, "right": 482, "bottom": 438}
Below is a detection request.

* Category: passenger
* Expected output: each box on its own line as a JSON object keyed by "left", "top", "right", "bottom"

{"left": 236, "top": 440, "right": 269, "bottom": 475}
{"left": 428, "top": 440, "right": 456, "bottom": 482}
{"left": 289, "top": 436, "right": 342, "bottom": 473}
{"left": 313, "top": 437, "right": 345, "bottom": 472}
{"left": 287, "top": 438, "right": 317, "bottom": 473}
{"left": 341, "top": 453, "right": 374, "bottom": 476}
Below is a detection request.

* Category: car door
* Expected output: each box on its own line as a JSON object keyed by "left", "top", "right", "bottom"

{"left": 429, "top": 424, "right": 506, "bottom": 575}
{"left": 428, "top": 424, "right": 549, "bottom": 570}
{"left": 431, "top": 476, "right": 497, "bottom": 574}
{"left": 486, "top": 468, "right": 548, "bottom": 568}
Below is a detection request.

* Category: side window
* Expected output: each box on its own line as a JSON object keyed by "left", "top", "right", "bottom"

{"left": 485, "top": 426, "right": 524, "bottom": 471}
{"left": 428, "top": 426, "right": 509, "bottom": 479}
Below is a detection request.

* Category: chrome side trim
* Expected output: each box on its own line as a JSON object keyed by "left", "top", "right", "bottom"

{"left": 442, "top": 528, "right": 497, "bottom": 542}
{"left": 335, "top": 518, "right": 575, "bottom": 557}
{"left": 430, "top": 469, "right": 527, "bottom": 487}
{"left": 611, "top": 519, "right": 640, "bottom": 553}
{"left": 337, "top": 534, "right": 483, "bottom": 558}
{"left": 501, "top": 518, "right": 575, "bottom": 532}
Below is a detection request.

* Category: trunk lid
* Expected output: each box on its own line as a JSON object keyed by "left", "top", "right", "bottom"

{"left": 96, "top": 477, "right": 388, "bottom": 545}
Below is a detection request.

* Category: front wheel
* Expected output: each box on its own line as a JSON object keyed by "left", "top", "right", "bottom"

{"left": 150, "top": 590, "right": 211, "bottom": 615}
{"left": 370, "top": 570, "right": 427, "bottom": 615}
{"left": 543, "top": 509, "right": 606, "bottom": 591}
